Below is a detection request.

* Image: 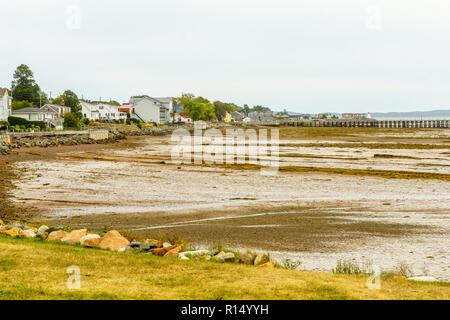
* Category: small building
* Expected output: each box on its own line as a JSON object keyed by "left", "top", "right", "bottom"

{"left": 174, "top": 113, "right": 192, "bottom": 123}
{"left": 129, "top": 96, "right": 170, "bottom": 124}
{"left": 12, "top": 107, "right": 63, "bottom": 130}
{"left": 230, "top": 111, "right": 245, "bottom": 122}
{"left": 80, "top": 101, "right": 127, "bottom": 122}
{"left": 0, "top": 88, "right": 12, "bottom": 121}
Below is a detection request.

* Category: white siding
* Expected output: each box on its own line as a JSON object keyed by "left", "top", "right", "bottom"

{"left": 0, "top": 93, "right": 12, "bottom": 121}
{"left": 130, "top": 98, "right": 169, "bottom": 124}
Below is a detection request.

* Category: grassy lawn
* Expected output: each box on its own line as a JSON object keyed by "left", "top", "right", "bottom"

{"left": 0, "top": 236, "right": 448, "bottom": 300}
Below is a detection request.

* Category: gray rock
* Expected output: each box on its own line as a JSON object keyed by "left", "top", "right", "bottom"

{"left": 129, "top": 240, "right": 141, "bottom": 248}
{"left": 145, "top": 242, "right": 158, "bottom": 249}
{"left": 208, "top": 249, "right": 220, "bottom": 256}
{"left": 36, "top": 225, "right": 49, "bottom": 237}
{"left": 216, "top": 252, "right": 235, "bottom": 263}
{"left": 139, "top": 242, "right": 154, "bottom": 251}
{"left": 178, "top": 250, "right": 210, "bottom": 260}
{"left": 46, "top": 226, "right": 63, "bottom": 234}
{"left": 12, "top": 222, "right": 24, "bottom": 230}
{"left": 163, "top": 242, "right": 172, "bottom": 248}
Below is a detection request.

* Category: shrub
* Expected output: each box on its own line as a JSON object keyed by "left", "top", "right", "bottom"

{"left": 63, "top": 112, "right": 79, "bottom": 129}
{"left": 81, "top": 118, "right": 90, "bottom": 126}
{"left": 0, "top": 121, "right": 9, "bottom": 129}
{"left": 8, "top": 117, "right": 46, "bottom": 130}
{"left": 333, "top": 259, "right": 364, "bottom": 275}
{"left": 281, "top": 258, "right": 302, "bottom": 270}
{"left": 12, "top": 100, "right": 34, "bottom": 110}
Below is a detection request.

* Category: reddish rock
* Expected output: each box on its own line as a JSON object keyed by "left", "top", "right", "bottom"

{"left": 164, "top": 246, "right": 182, "bottom": 258}
{"left": 83, "top": 237, "right": 103, "bottom": 248}
{"left": 61, "top": 229, "right": 88, "bottom": 245}
{"left": 150, "top": 248, "right": 166, "bottom": 256}
{"left": 98, "top": 230, "right": 130, "bottom": 251}
{"left": 47, "top": 230, "right": 68, "bottom": 242}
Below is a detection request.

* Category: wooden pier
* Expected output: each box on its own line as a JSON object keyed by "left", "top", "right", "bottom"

{"left": 280, "top": 119, "right": 450, "bottom": 128}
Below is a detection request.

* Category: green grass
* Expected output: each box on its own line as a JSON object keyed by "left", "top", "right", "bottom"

{"left": 0, "top": 235, "right": 448, "bottom": 300}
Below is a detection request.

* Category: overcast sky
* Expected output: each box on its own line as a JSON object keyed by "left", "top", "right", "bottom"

{"left": 1, "top": 0, "right": 450, "bottom": 113}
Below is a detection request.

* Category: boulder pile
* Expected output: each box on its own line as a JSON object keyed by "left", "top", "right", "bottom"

{"left": 0, "top": 220, "right": 275, "bottom": 268}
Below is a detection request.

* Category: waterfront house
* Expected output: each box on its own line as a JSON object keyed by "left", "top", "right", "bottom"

{"left": 80, "top": 101, "right": 127, "bottom": 122}
{"left": 0, "top": 88, "right": 12, "bottom": 121}
{"left": 12, "top": 107, "right": 63, "bottom": 130}
{"left": 129, "top": 96, "right": 170, "bottom": 124}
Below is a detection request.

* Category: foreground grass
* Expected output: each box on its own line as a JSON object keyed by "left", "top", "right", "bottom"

{"left": 0, "top": 236, "right": 448, "bottom": 300}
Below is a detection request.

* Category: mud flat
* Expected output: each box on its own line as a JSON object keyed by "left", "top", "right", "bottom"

{"left": 2, "top": 127, "right": 450, "bottom": 281}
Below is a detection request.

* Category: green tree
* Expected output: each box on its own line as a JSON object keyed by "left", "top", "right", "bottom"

{"left": 213, "top": 101, "right": 227, "bottom": 121}
{"left": 11, "top": 64, "right": 36, "bottom": 103}
{"left": 173, "top": 93, "right": 217, "bottom": 121}
{"left": 63, "top": 112, "right": 79, "bottom": 129}
{"left": 57, "top": 90, "right": 82, "bottom": 118}
{"left": 12, "top": 100, "right": 35, "bottom": 110}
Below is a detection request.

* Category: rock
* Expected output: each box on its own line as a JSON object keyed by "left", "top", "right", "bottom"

{"left": 0, "top": 219, "right": 4, "bottom": 226}
{"left": 164, "top": 246, "right": 182, "bottom": 258}
{"left": 214, "top": 251, "right": 225, "bottom": 259}
{"left": 239, "top": 253, "right": 255, "bottom": 265}
{"left": 163, "top": 242, "right": 172, "bottom": 248}
{"left": 118, "top": 247, "right": 126, "bottom": 253}
{"left": 149, "top": 248, "right": 166, "bottom": 256}
{"left": 129, "top": 240, "right": 141, "bottom": 248}
{"left": 2, "top": 227, "right": 21, "bottom": 237}
{"left": 259, "top": 262, "right": 275, "bottom": 268}
{"left": 178, "top": 250, "right": 210, "bottom": 260}
{"left": 162, "top": 245, "right": 179, "bottom": 253}
{"left": 392, "top": 275, "right": 406, "bottom": 280}
{"left": 407, "top": 276, "right": 438, "bottom": 282}
{"left": 46, "top": 226, "right": 63, "bottom": 234}
{"left": 215, "top": 252, "right": 235, "bottom": 263}
{"left": 254, "top": 253, "right": 270, "bottom": 266}
{"left": 41, "top": 232, "right": 49, "bottom": 240}
{"left": 37, "top": 225, "right": 49, "bottom": 237}
{"left": 61, "top": 229, "right": 88, "bottom": 245}
{"left": 98, "top": 230, "right": 130, "bottom": 251}
{"left": 47, "top": 230, "right": 68, "bottom": 242}
{"left": 19, "top": 229, "right": 36, "bottom": 238}
{"left": 83, "top": 237, "right": 103, "bottom": 248}
{"left": 139, "top": 242, "right": 155, "bottom": 251}
{"left": 145, "top": 239, "right": 159, "bottom": 244}
{"left": 80, "top": 234, "right": 101, "bottom": 246}
{"left": 208, "top": 249, "right": 220, "bottom": 256}
{"left": 12, "top": 222, "right": 24, "bottom": 230}
{"left": 145, "top": 241, "right": 158, "bottom": 249}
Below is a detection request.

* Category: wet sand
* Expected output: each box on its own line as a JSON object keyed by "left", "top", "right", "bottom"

{"left": 2, "top": 127, "right": 450, "bottom": 280}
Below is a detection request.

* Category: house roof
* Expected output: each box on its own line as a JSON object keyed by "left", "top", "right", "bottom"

{"left": 13, "top": 107, "right": 57, "bottom": 114}
{"left": 0, "top": 88, "right": 9, "bottom": 96}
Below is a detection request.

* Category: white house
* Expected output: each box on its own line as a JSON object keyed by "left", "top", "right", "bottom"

{"left": 41, "top": 103, "right": 71, "bottom": 116}
{"left": 0, "top": 88, "right": 12, "bottom": 121}
{"left": 80, "top": 101, "right": 127, "bottom": 121}
{"left": 174, "top": 113, "right": 192, "bottom": 123}
{"left": 12, "top": 108, "right": 64, "bottom": 130}
{"left": 129, "top": 97, "right": 171, "bottom": 124}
